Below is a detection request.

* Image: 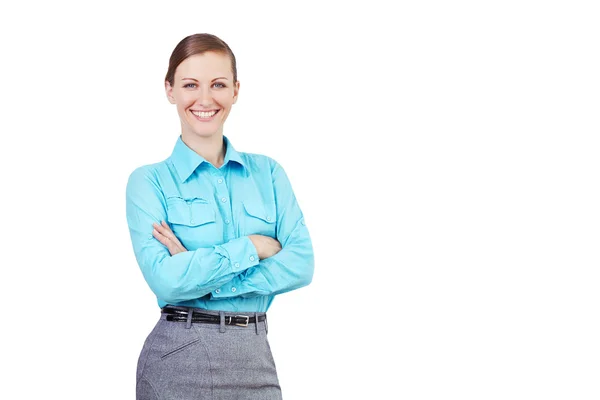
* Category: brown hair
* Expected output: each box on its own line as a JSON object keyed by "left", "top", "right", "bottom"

{"left": 165, "top": 33, "right": 238, "bottom": 86}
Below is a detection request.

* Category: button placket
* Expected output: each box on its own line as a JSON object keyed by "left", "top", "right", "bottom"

{"left": 215, "top": 174, "right": 234, "bottom": 238}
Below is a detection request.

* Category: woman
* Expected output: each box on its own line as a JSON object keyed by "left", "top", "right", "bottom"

{"left": 125, "top": 33, "right": 315, "bottom": 399}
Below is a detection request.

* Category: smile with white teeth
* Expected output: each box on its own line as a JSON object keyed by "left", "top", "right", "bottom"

{"left": 192, "top": 110, "right": 219, "bottom": 119}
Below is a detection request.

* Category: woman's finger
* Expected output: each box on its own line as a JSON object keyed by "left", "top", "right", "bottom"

{"left": 153, "top": 221, "right": 168, "bottom": 235}
{"left": 159, "top": 222, "right": 186, "bottom": 248}
{"left": 154, "top": 229, "right": 179, "bottom": 254}
{"left": 152, "top": 222, "right": 188, "bottom": 255}
{"left": 160, "top": 220, "right": 173, "bottom": 231}
{"left": 152, "top": 228, "right": 170, "bottom": 246}
{"left": 154, "top": 221, "right": 178, "bottom": 242}
{"left": 160, "top": 221, "right": 182, "bottom": 243}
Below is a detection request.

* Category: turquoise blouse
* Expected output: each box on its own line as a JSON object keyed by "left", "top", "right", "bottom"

{"left": 125, "top": 135, "right": 314, "bottom": 312}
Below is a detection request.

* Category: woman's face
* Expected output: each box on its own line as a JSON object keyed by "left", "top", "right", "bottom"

{"left": 165, "top": 51, "right": 239, "bottom": 140}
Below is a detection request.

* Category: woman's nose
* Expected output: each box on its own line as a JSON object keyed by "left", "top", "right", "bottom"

{"left": 197, "top": 86, "right": 213, "bottom": 106}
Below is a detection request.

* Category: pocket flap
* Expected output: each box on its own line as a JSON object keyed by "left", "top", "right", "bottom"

{"left": 243, "top": 200, "right": 275, "bottom": 224}
{"left": 168, "top": 200, "right": 216, "bottom": 227}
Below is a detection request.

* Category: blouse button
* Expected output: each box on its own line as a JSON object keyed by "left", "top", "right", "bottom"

{"left": 266, "top": 216, "right": 272, "bottom": 221}
{"left": 215, "top": 289, "right": 221, "bottom": 294}
{"left": 225, "top": 219, "right": 230, "bottom": 224}
{"left": 217, "top": 178, "right": 223, "bottom": 184}
{"left": 221, "top": 197, "right": 227, "bottom": 203}
{"left": 231, "top": 287, "right": 237, "bottom": 292}
{"left": 234, "top": 262, "right": 240, "bottom": 269}
{"left": 249, "top": 255, "right": 255, "bottom": 262}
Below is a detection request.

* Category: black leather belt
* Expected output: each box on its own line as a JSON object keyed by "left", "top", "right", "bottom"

{"left": 161, "top": 306, "right": 266, "bottom": 327}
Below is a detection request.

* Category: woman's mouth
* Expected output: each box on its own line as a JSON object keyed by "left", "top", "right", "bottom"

{"left": 191, "top": 109, "right": 220, "bottom": 121}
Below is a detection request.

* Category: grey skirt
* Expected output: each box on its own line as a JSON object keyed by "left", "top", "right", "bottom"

{"left": 136, "top": 307, "right": 282, "bottom": 400}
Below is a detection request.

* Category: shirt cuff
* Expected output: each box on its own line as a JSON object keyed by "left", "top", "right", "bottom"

{"left": 212, "top": 236, "right": 259, "bottom": 297}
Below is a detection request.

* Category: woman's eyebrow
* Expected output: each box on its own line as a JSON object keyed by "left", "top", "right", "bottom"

{"left": 182, "top": 77, "right": 229, "bottom": 81}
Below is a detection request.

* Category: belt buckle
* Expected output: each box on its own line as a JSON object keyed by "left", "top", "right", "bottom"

{"left": 235, "top": 315, "right": 249, "bottom": 327}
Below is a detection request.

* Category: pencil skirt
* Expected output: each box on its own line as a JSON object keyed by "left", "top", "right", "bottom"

{"left": 136, "top": 308, "right": 282, "bottom": 399}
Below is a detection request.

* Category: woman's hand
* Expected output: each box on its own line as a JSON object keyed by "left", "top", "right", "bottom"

{"left": 152, "top": 221, "right": 187, "bottom": 256}
{"left": 248, "top": 234, "right": 282, "bottom": 260}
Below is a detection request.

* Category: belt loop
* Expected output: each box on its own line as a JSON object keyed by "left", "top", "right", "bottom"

{"left": 254, "top": 313, "right": 259, "bottom": 335}
{"left": 185, "top": 308, "right": 193, "bottom": 329}
{"left": 265, "top": 314, "right": 268, "bottom": 334}
{"left": 219, "top": 311, "right": 226, "bottom": 333}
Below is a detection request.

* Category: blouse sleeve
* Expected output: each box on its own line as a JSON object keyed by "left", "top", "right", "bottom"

{"left": 211, "top": 160, "right": 315, "bottom": 299}
{"left": 125, "top": 167, "right": 260, "bottom": 304}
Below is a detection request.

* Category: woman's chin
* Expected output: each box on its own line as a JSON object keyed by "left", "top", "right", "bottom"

{"left": 185, "top": 129, "right": 221, "bottom": 139}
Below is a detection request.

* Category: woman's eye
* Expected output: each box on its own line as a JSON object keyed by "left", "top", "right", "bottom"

{"left": 183, "top": 83, "right": 224, "bottom": 89}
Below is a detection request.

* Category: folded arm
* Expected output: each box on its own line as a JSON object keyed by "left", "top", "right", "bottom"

{"left": 125, "top": 167, "right": 259, "bottom": 304}
{"left": 211, "top": 160, "right": 315, "bottom": 299}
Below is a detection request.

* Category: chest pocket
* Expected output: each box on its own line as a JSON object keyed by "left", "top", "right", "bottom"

{"left": 167, "top": 198, "right": 216, "bottom": 226}
{"left": 166, "top": 197, "right": 220, "bottom": 247}
{"left": 242, "top": 200, "right": 276, "bottom": 237}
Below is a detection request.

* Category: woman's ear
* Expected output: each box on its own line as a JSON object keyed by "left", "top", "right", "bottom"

{"left": 232, "top": 80, "right": 240, "bottom": 104}
{"left": 165, "top": 80, "right": 176, "bottom": 104}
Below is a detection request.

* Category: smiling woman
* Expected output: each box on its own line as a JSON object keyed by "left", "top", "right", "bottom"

{"left": 125, "top": 33, "right": 315, "bottom": 399}
{"left": 165, "top": 50, "right": 238, "bottom": 139}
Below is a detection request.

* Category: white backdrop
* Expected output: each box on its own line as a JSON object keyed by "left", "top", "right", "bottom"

{"left": 1, "top": 1, "right": 599, "bottom": 399}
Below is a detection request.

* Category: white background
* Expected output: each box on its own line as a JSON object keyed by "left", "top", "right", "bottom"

{"left": 1, "top": 1, "right": 599, "bottom": 399}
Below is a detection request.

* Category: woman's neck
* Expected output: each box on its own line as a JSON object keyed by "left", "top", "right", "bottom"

{"left": 181, "top": 132, "right": 225, "bottom": 168}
